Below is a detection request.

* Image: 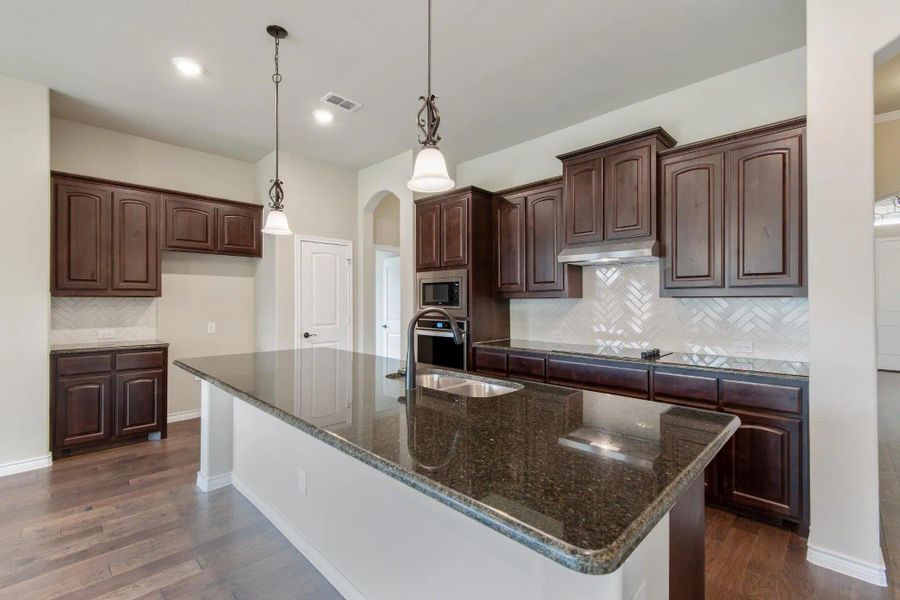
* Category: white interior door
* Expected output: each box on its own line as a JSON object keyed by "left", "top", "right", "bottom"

{"left": 877, "top": 238, "right": 900, "bottom": 371}
{"left": 381, "top": 255, "right": 402, "bottom": 359}
{"left": 299, "top": 239, "right": 352, "bottom": 351}
{"left": 296, "top": 238, "right": 353, "bottom": 428}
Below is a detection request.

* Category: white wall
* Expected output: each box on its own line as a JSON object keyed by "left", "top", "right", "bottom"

{"left": 357, "top": 151, "right": 415, "bottom": 356}
{"left": 805, "top": 0, "right": 900, "bottom": 586}
{"left": 253, "top": 151, "right": 358, "bottom": 351}
{"left": 49, "top": 118, "right": 259, "bottom": 416}
{"left": 0, "top": 74, "right": 50, "bottom": 470}
{"left": 456, "top": 48, "right": 806, "bottom": 191}
{"left": 373, "top": 193, "right": 400, "bottom": 247}
{"left": 454, "top": 49, "right": 808, "bottom": 362}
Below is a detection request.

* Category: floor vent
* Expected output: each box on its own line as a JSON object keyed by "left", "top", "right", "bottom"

{"left": 320, "top": 92, "right": 362, "bottom": 112}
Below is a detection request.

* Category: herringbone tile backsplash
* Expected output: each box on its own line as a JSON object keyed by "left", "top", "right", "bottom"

{"left": 50, "top": 297, "right": 157, "bottom": 344}
{"left": 510, "top": 263, "right": 809, "bottom": 362}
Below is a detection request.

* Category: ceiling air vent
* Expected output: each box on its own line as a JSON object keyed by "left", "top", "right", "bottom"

{"left": 320, "top": 92, "right": 362, "bottom": 112}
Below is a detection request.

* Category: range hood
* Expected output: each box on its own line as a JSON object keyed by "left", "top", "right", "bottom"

{"left": 558, "top": 240, "right": 659, "bottom": 265}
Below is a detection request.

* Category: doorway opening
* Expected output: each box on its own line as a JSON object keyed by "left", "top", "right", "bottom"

{"left": 372, "top": 193, "right": 401, "bottom": 359}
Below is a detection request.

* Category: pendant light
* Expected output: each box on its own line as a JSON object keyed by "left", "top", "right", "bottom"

{"left": 407, "top": 0, "right": 454, "bottom": 193}
{"left": 262, "top": 25, "right": 293, "bottom": 235}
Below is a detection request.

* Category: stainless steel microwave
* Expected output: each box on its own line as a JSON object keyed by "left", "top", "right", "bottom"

{"left": 416, "top": 269, "right": 467, "bottom": 318}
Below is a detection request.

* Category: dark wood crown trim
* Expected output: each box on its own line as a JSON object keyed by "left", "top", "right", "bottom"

{"left": 658, "top": 116, "right": 807, "bottom": 158}
{"left": 555, "top": 126, "right": 677, "bottom": 161}
{"left": 413, "top": 185, "right": 494, "bottom": 205}
{"left": 493, "top": 176, "right": 563, "bottom": 198}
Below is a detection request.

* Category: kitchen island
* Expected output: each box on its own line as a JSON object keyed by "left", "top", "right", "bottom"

{"left": 176, "top": 349, "right": 737, "bottom": 600}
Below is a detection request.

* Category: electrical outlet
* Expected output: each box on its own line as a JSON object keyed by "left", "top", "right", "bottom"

{"left": 297, "top": 468, "right": 307, "bottom": 495}
{"left": 97, "top": 329, "right": 115, "bottom": 340}
{"left": 207, "top": 322, "right": 217, "bottom": 334}
{"left": 731, "top": 341, "right": 753, "bottom": 354}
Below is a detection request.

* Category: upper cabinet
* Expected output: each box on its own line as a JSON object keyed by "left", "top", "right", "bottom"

{"left": 415, "top": 190, "right": 480, "bottom": 271}
{"left": 493, "top": 179, "right": 582, "bottom": 298}
{"left": 557, "top": 128, "right": 676, "bottom": 251}
{"left": 659, "top": 117, "right": 806, "bottom": 297}
{"left": 52, "top": 173, "right": 262, "bottom": 297}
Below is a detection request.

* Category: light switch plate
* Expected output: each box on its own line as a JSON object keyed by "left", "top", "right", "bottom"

{"left": 97, "top": 329, "right": 115, "bottom": 340}
{"left": 207, "top": 322, "right": 217, "bottom": 334}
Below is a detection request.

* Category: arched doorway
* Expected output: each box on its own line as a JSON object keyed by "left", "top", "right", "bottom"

{"left": 372, "top": 193, "right": 401, "bottom": 358}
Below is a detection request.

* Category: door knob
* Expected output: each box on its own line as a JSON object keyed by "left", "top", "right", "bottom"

{"left": 382, "top": 324, "right": 389, "bottom": 329}
{"left": 303, "top": 332, "right": 316, "bottom": 339}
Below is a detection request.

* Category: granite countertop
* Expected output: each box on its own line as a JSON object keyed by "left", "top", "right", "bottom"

{"left": 474, "top": 339, "right": 809, "bottom": 379}
{"left": 50, "top": 339, "right": 169, "bottom": 355}
{"left": 175, "top": 349, "right": 738, "bottom": 575}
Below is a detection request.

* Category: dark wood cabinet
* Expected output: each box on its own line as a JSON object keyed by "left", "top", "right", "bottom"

{"left": 557, "top": 128, "right": 675, "bottom": 252}
{"left": 112, "top": 188, "right": 160, "bottom": 293}
{"left": 54, "top": 374, "right": 112, "bottom": 448}
{"left": 162, "top": 195, "right": 216, "bottom": 253}
{"left": 52, "top": 180, "right": 112, "bottom": 293}
{"left": 493, "top": 179, "right": 582, "bottom": 298}
{"left": 415, "top": 201, "right": 442, "bottom": 270}
{"left": 116, "top": 369, "right": 164, "bottom": 438}
{"left": 547, "top": 356, "right": 650, "bottom": 398}
{"left": 51, "top": 346, "right": 168, "bottom": 459}
{"left": 52, "top": 173, "right": 263, "bottom": 297}
{"left": 440, "top": 197, "right": 468, "bottom": 267}
{"left": 660, "top": 117, "right": 806, "bottom": 297}
{"left": 216, "top": 204, "right": 262, "bottom": 257}
{"left": 719, "top": 409, "right": 802, "bottom": 520}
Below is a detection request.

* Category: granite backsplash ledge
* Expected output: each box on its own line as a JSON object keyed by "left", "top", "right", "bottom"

{"left": 510, "top": 263, "right": 809, "bottom": 362}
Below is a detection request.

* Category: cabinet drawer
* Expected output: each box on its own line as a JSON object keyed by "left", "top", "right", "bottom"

{"left": 654, "top": 371, "right": 717, "bottom": 406}
{"left": 116, "top": 350, "right": 166, "bottom": 371}
{"left": 547, "top": 357, "right": 650, "bottom": 398}
{"left": 474, "top": 348, "right": 508, "bottom": 375}
{"left": 56, "top": 353, "right": 113, "bottom": 376}
{"left": 720, "top": 379, "right": 802, "bottom": 415}
{"left": 508, "top": 353, "right": 546, "bottom": 381}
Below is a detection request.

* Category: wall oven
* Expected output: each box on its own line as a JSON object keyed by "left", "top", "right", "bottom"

{"left": 417, "top": 269, "right": 467, "bottom": 319}
{"left": 415, "top": 318, "right": 468, "bottom": 370}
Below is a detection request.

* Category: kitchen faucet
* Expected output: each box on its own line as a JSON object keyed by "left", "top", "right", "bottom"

{"left": 403, "top": 307, "right": 464, "bottom": 390}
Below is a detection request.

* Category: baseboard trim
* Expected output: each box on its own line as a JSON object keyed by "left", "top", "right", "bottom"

{"left": 231, "top": 474, "right": 368, "bottom": 600}
{"left": 195, "top": 471, "right": 232, "bottom": 492}
{"left": 807, "top": 544, "right": 888, "bottom": 587}
{"left": 168, "top": 409, "right": 200, "bottom": 423}
{"left": 0, "top": 453, "right": 52, "bottom": 478}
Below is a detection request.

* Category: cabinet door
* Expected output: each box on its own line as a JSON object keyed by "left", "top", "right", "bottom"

{"left": 440, "top": 197, "right": 468, "bottom": 267}
{"left": 112, "top": 189, "right": 160, "bottom": 294}
{"left": 162, "top": 195, "right": 216, "bottom": 252}
{"left": 604, "top": 141, "right": 653, "bottom": 240}
{"left": 416, "top": 202, "right": 441, "bottom": 270}
{"left": 526, "top": 187, "right": 565, "bottom": 292}
{"left": 726, "top": 129, "right": 804, "bottom": 289}
{"left": 53, "top": 180, "right": 111, "bottom": 293}
{"left": 720, "top": 409, "right": 802, "bottom": 520}
{"left": 116, "top": 369, "right": 164, "bottom": 437}
{"left": 661, "top": 151, "right": 725, "bottom": 290}
{"left": 216, "top": 204, "right": 261, "bottom": 256}
{"left": 54, "top": 375, "right": 112, "bottom": 448}
{"left": 563, "top": 156, "right": 603, "bottom": 246}
{"left": 495, "top": 196, "right": 526, "bottom": 293}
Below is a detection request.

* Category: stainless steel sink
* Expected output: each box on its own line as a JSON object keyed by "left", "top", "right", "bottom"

{"left": 415, "top": 373, "right": 522, "bottom": 398}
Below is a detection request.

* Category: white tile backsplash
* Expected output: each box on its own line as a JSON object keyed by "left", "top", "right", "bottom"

{"left": 50, "top": 297, "right": 157, "bottom": 344}
{"left": 510, "top": 263, "right": 809, "bottom": 362}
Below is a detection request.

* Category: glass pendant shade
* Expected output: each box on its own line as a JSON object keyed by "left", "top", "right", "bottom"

{"left": 261, "top": 208, "right": 292, "bottom": 235}
{"left": 407, "top": 146, "right": 454, "bottom": 193}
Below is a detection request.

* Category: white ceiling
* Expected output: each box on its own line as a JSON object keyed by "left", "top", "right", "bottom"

{"left": 0, "top": 0, "right": 805, "bottom": 169}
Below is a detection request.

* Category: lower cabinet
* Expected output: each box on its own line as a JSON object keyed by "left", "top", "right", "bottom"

{"left": 51, "top": 347, "right": 168, "bottom": 458}
{"left": 472, "top": 346, "right": 809, "bottom": 534}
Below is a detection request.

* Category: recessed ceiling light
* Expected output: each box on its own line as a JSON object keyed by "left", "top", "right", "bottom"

{"left": 313, "top": 109, "right": 334, "bottom": 124}
{"left": 172, "top": 57, "right": 203, "bottom": 78}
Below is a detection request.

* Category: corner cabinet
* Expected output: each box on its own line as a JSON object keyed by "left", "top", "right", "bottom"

{"left": 557, "top": 128, "right": 676, "bottom": 253}
{"left": 659, "top": 117, "right": 806, "bottom": 297}
{"left": 493, "top": 179, "right": 582, "bottom": 298}
{"left": 51, "top": 346, "right": 168, "bottom": 459}
{"left": 51, "top": 173, "right": 263, "bottom": 297}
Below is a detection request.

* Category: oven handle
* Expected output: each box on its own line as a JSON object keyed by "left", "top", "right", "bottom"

{"left": 415, "top": 329, "right": 467, "bottom": 339}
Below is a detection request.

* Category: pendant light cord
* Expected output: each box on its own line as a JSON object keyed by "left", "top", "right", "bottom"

{"left": 427, "top": 0, "right": 431, "bottom": 100}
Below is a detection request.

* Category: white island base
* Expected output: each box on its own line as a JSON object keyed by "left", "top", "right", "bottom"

{"left": 196, "top": 381, "right": 679, "bottom": 600}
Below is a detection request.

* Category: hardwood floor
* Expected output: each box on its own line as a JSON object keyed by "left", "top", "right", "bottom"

{"left": 2, "top": 380, "right": 898, "bottom": 599}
